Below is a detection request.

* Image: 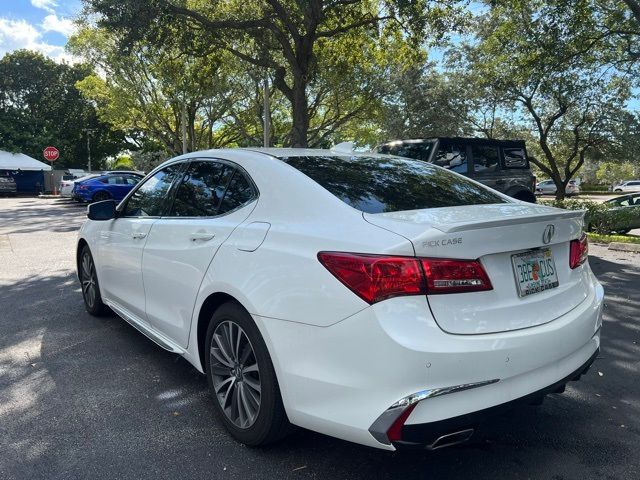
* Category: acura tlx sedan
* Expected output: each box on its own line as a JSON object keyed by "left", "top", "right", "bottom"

{"left": 77, "top": 148, "right": 603, "bottom": 450}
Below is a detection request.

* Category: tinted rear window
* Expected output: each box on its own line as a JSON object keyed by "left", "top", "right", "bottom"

{"left": 378, "top": 141, "right": 434, "bottom": 161}
{"left": 281, "top": 155, "right": 506, "bottom": 213}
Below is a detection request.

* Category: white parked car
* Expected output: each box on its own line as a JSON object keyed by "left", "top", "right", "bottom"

{"left": 77, "top": 149, "right": 603, "bottom": 450}
{"left": 60, "top": 175, "right": 78, "bottom": 197}
{"left": 612, "top": 180, "right": 640, "bottom": 193}
{"left": 535, "top": 179, "right": 580, "bottom": 196}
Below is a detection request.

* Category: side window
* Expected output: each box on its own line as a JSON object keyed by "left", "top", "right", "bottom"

{"left": 125, "top": 176, "right": 140, "bottom": 186}
{"left": 432, "top": 144, "right": 468, "bottom": 173}
{"left": 107, "top": 176, "right": 124, "bottom": 185}
{"left": 171, "top": 161, "right": 234, "bottom": 217}
{"left": 219, "top": 170, "right": 257, "bottom": 214}
{"left": 471, "top": 145, "right": 500, "bottom": 173}
{"left": 502, "top": 148, "right": 528, "bottom": 168}
{"left": 124, "top": 164, "right": 182, "bottom": 217}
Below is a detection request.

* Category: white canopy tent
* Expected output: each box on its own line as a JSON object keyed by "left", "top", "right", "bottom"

{"left": 0, "top": 151, "right": 52, "bottom": 171}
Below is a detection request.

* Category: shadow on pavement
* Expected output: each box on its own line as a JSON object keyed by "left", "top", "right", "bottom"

{"left": 0, "top": 252, "right": 638, "bottom": 479}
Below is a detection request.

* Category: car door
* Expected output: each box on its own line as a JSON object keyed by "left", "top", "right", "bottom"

{"left": 141, "top": 159, "right": 258, "bottom": 347}
{"left": 98, "top": 163, "right": 184, "bottom": 322}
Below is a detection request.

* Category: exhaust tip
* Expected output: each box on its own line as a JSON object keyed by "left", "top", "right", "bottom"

{"left": 427, "top": 428, "right": 475, "bottom": 450}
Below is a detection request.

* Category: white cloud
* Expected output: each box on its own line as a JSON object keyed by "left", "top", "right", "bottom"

{"left": 42, "top": 14, "right": 76, "bottom": 37}
{"left": 0, "top": 18, "right": 74, "bottom": 63}
{"left": 31, "top": 0, "right": 58, "bottom": 14}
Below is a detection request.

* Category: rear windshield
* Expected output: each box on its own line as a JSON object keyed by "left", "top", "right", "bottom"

{"left": 281, "top": 155, "right": 506, "bottom": 213}
{"left": 378, "top": 141, "right": 434, "bottom": 161}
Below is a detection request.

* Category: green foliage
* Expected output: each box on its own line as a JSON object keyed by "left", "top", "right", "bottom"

{"left": 82, "top": 0, "right": 464, "bottom": 147}
{"left": 0, "top": 50, "right": 128, "bottom": 168}
{"left": 542, "top": 199, "right": 638, "bottom": 234}
{"left": 112, "top": 155, "right": 134, "bottom": 170}
{"left": 130, "top": 150, "right": 168, "bottom": 173}
{"left": 587, "top": 232, "right": 640, "bottom": 245}
{"left": 453, "top": 0, "right": 633, "bottom": 199}
{"left": 596, "top": 161, "right": 637, "bottom": 185}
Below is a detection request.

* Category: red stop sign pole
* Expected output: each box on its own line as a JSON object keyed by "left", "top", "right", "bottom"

{"left": 42, "top": 146, "right": 59, "bottom": 195}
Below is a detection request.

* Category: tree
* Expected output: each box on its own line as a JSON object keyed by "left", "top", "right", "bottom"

{"left": 69, "top": 27, "right": 255, "bottom": 155}
{"left": 596, "top": 161, "right": 636, "bottom": 185}
{"left": 0, "top": 50, "right": 127, "bottom": 169}
{"left": 457, "top": 0, "right": 633, "bottom": 199}
{"left": 82, "top": 0, "right": 462, "bottom": 147}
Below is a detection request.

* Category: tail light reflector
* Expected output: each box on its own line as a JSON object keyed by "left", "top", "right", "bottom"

{"left": 317, "top": 252, "right": 492, "bottom": 304}
{"left": 386, "top": 403, "right": 417, "bottom": 443}
{"left": 569, "top": 233, "right": 588, "bottom": 269}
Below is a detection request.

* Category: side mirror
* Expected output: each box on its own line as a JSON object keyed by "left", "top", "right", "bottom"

{"left": 87, "top": 200, "right": 117, "bottom": 221}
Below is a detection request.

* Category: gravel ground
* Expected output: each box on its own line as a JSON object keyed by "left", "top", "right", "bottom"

{"left": 0, "top": 197, "right": 639, "bottom": 480}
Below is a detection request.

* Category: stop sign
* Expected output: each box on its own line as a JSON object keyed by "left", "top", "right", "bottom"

{"left": 43, "top": 146, "right": 59, "bottom": 162}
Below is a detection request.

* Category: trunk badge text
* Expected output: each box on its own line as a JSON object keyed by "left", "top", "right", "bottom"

{"left": 542, "top": 224, "right": 555, "bottom": 244}
{"left": 422, "top": 237, "right": 463, "bottom": 248}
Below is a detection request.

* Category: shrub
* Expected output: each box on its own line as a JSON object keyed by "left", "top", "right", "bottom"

{"left": 540, "top": 199, "right": 636, "bottom": 234}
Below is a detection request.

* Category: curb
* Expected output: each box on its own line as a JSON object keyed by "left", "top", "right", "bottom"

{"left": 608, "top": 242, "right": 640, "bottom": 253}
{"left": 38, "top": 195, "right": 61, "bottom": 199}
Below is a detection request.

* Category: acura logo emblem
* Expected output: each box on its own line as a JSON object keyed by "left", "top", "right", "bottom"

{"left": 542, "top": 224, "right": 555, "bottom": 244}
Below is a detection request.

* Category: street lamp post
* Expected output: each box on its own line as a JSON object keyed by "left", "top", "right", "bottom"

{"left": 83, "top": 128, "right": 96, "bottom": 172}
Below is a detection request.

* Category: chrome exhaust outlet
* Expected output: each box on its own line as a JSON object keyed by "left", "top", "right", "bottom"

{"left": 427, "top": 428, "right": 475, "bottom": 450}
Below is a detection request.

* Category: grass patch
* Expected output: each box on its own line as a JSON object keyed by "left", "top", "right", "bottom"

{"left": 587, "top": 232, "right": 640, "bottom": 245}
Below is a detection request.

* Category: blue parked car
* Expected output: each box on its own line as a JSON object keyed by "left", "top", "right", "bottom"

{"left": 73, "top": 172, "right": 143, "bottom": 203}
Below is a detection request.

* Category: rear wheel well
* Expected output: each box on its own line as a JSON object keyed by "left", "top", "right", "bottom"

{"left": 510, "top": 189, "right": 536, "bottom": 203}
{"left": 197, "top": 292, "right": 241, "bottom": 372}
{"left": 76, "top": 239, "right": 89, "bottom": 275}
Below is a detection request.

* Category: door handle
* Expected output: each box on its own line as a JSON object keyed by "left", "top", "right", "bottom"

{"left": 190, "top": 232, "right": 215, "bottom": 242}
{"left": 132, "top": 232, "right": 147, "bottom": 239}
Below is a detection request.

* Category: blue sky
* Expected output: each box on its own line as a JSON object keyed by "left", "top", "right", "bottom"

{"left": 0, "top": 0, "right": 82, "bottom": 62}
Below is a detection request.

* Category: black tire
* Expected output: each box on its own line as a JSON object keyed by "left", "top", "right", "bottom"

{"left": 92, "top": 190, "right": 111, "bottom": 202}
{"left": 205, "top": 301, "right": 291, "bottom": 446}
{"left": 511, "top": 190, "right": 537, "bottom": 203}
{"left": 79, "top": 245, "right": 111, "bottom": 316}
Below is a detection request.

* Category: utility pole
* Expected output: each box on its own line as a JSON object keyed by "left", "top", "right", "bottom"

{"left": 83, "top": 128, "right": 96, "bottom": 171}
{"left": 182, "top": 103, "right": 188, "bottom": 154}
{"left": 263, "top": 77, "right": 270, "bottom": 147}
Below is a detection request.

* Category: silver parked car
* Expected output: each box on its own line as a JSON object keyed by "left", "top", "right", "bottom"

{"left": 535, "top": 179, "right": 580, "bottom": 196}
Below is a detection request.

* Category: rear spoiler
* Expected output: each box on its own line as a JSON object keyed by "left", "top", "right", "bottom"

{"left": 436, "top": 209, "right": 586, "bottom": 233}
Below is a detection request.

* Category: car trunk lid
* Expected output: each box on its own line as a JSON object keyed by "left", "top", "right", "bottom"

{"left": 364, "top": 203, "right": 591, "bottom": 334}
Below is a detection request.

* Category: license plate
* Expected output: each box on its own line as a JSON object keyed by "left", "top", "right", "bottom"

{"left": 511, "top": 248, "right": 559, "bottom": 297}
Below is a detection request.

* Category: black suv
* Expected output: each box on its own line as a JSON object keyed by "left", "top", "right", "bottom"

{"left": 377, "top": 137, "right": 537, "bottom": 203}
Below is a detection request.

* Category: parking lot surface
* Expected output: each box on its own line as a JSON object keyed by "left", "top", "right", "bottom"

{"left": 1, "top": 197, "right": 639, "bottom": 480}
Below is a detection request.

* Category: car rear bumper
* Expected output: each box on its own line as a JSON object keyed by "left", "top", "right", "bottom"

{"left": 256, "top": 271, "right": 604, "bottom": 450}
{"left": 395, "top": 346, "right": 599, "bottom": 449}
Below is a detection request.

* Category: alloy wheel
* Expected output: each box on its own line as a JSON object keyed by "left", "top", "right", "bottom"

{"left": 210, "top": 320, "right": 261, "bottom": 429}
{"left": 81, "top": 251, "right": 97, "bottom": 309}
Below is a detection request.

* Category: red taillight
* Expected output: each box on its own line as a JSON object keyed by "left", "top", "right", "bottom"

{"left": 317, "top": 252, "right": 425, "bottom": 304}
{"left": 317, "top": 252, "right": 492, "bottom": 304}
{"left": 420, "top": 258, "right": 493, "bottom": 294}
{"left": 569, "top": 233, "right": 588, "bottom": 269}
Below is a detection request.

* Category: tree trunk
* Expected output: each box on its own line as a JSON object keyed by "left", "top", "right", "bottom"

{"left": 553, "top": 175, "right": 567, "bottom": 201}
{"left": 289, "top": 74, "right": 309, "bottom": 147}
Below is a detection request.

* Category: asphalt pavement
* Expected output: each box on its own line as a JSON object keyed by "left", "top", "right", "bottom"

{"left": 0, "top": 197, "right": 639, "bottom": 480}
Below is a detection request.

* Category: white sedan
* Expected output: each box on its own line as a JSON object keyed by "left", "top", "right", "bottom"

{"left": 77, "top": 149, "right": 603, "bottom": 450}
{"left": 612, "top": 180, "right": 640, "bottom": 193}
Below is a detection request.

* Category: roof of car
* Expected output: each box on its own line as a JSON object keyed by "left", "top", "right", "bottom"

{"left": 379, "top": 137, "right": 527, "bottom": 148}
{"left": 241, "top": 147, "right": 389, "bottom": 158}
